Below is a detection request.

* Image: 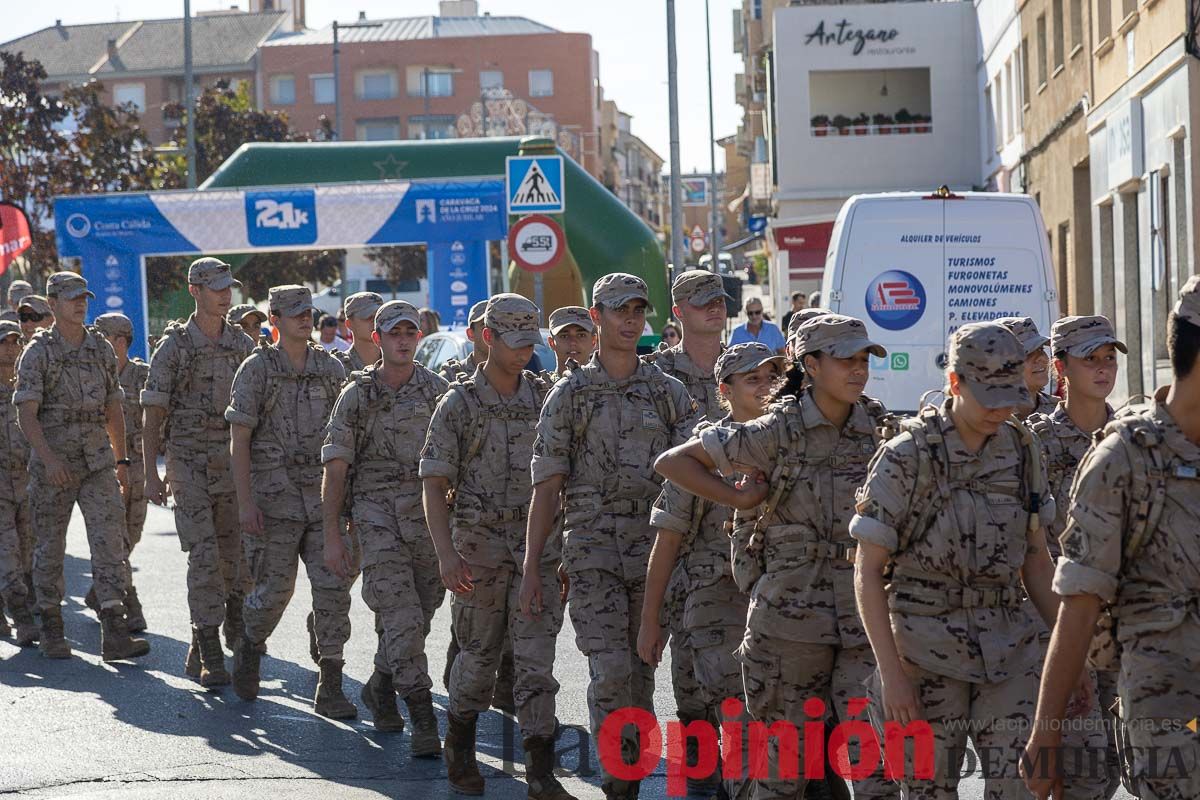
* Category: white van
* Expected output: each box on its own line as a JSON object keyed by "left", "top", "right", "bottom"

{"left": 822, "top": 190, "right": 1058, "bottom": 412}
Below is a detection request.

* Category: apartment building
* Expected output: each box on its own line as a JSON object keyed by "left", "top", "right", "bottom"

{"left": 599, "top": 101, "right": 666, "bottom": 232}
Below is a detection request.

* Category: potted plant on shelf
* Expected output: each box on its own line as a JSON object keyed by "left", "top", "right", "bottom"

{"left": 914, "top": 113, "right": 932, "bottom": 134}
{"left": 895, "top": 108, "right": 913, "bottom": 134}
{"left": 811, "top": 114, "right": 831, "bottom": 137}
{"left": 873, "top": 112, "right": 894, "bottom": 135}
{"left": 832, "top": 114, "right": 852, "bottom": 136}
{"left": 852, "top": 113, "right": 870, "bottom": 135}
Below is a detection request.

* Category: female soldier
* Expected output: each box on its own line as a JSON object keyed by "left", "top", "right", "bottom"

{"left": 998, "top": 316, "right": 1058, "bottom": 420}
{"left": 639, "top": 342, "right": 784, "bottom": 800}
{"left": 656, "top": 314, "right": 896, "bottom": 800}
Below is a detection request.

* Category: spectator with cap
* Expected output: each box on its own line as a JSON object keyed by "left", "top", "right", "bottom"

{"left": 729, "top": 296, "right": 787, "bottom": 354}
{"left": 17, "top": 295, "right": 53, "bottom": 342}
{"left": 780, "top": 290, "right": 809, "bottom": 335}
{"left": 227, "top": 304, "right": 268, "bottom": 341}
{"left": 316, "top": 313, "right": 352, "bottom": 354}
{"left": 998, "top": 316, "right": 1058, "bottom": 420}
{"left": 546, "top": 306, "right": 596, "bottom": 379}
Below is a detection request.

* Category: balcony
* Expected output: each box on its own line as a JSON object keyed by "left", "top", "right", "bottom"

{"left": 735, "top": 73, "right": 748, "bottom": 107}
{"left": 808, "top": 68, "right": 933, "bottom": 140}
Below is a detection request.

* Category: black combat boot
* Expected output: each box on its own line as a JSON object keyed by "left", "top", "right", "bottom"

{"left": 524, "top": 735, "right": 577, "bottom": 800}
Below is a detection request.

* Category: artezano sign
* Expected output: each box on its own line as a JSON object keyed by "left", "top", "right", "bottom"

{"left": 804, "top": 19, "right": 899, "bottom": 55}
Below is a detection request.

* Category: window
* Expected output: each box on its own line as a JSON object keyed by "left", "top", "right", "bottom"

{"left": 1037, "top": 15, "right": 1048, "bottom": 86}
{"left": 529, "top": 69, "right": 554, "bottom": 98}
{"left": 752, "top": 0, "right": 762, "bottom": 20}
{"left": 1057, "top": 222, "right": 1070, "bottom": 314}
{"left": 1097, "top": 0, "right": 1112, "bottom": 42}
{"left": 1099, "top": 202, "right": 1116, "bottom": 323}
{"left": 407, "top": 115, "right": 456, "bottom": 140}
{"left": 1070, "top": 0, "right": 1083, "bottom": 50}
{"left": 984, "top": 85, "right": 995, "bottom": 154}
{"left": 1052, "top": 0, "right": 1064, "bottom": 70}
{"left": 311, "top": 74, "right": 334, "bottom": 105}
{"left": 269, "top": 75, "right": 295, "bottom": 105}
{"left": 355, "top": 118, "right": 399, "bottom": 141}
{"left": 994, "top": 73, "right": 1005, "bottom": 147}
{"left": 1154, "top": 172, "right": 1171, "bottom": 360}
{"left": 1021, "top": 38, "right": 1030, "bottom": 105}
{"left": 1121, "top": 193, "right": 1143, "bottom": 395}
{"left": 480, "top": 70, "right": 503, "bottom": 91}
{"left": 113, "top": 83, "right": 146, "bottom": 112}
{"left": 358, "top": 70, "right": 397, "bottom": 101}
{"left": 426, "top": 72, "right": 454, "bottom": 97}
{"left": 406, "top": 67, "right": 454, "bottom": 97}
{"left": 1005, "top": 60, "right": 1015, "bottom": 139}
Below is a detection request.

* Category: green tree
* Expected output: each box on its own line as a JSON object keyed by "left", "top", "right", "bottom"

{"left": 364, "top": 246, "right": 427, "bottom": 298}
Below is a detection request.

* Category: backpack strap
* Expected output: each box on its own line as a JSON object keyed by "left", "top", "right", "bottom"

{"left": 1006, "top": 417, "right": 1044, "bottom": 532}
{"left": 895, "top": 405, "right": 950, "bottom": 553}
{"left": 1112, "top": 416, "right": 1169, "bottom": 562}
{"left": 744, "top": 402, "right": 807, "bottom": 557}
{"left": 451, "top": 379, "right": 486, "bottom": 469}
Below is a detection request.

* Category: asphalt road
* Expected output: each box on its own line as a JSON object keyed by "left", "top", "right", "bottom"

{"left": 0, "top": 493, "right": 1132, "bottom": 799}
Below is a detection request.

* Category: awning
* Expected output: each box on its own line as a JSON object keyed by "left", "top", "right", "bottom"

{"left": 770, "top": 221, "right": 834, "bottom": 281}
{"left": 721, "top": 231, "right": 763, "bottom": 252}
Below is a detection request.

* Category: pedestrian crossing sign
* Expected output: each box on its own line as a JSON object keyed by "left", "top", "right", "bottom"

{"left": 506, "top": 155, "right": 565, "bottom": 214}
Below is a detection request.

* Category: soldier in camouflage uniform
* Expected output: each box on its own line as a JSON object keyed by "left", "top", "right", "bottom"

{"left": 334, "top": 292, "right": 383, "bottom": 373}
{"left": 546, "top": 306, "right": 596, "bottom": 379}
{"left": 18, "top": 295, "right": 53, "bottom": 342}
{"left": 15, "top": 272, "right": 148, "bottom": 662}
{"left": 90, "top": 312, "right": 150, "bottom": 633}
{"left": 851, "top": 322, "right": 1063, "bottom": 800}
{"left": 0, "top": 320, "right": 36, "bottom": 646}
{"left": 523, "top": 273, "right": 700, "bottom": 800}
{"left": 657, "top": 315, "right": 898, "bottom": 800}
{"left": 321, "top": 300, "right": 449, "bottom": 753}
{"left": 786, "top": 308, "right": 830, "bottom": 361}
{"left": 1024, "top": 315, "right": 1126, "bottom": 800}
{"left": 438, "top": 300, "right": 489, "bottom": 382}
{"left": 1024, "top": 278, "right": 1200, "bottom": 800}
{"left": 3, "top": 280, "right": 33, "bottom": 324}
{"left": 421, "top": 294, "right": 575, "bottom": 800}
{"left": 227, "top": 285, "right": 356, "bottom": 719}
{"left": 999, "top": 316, "right": 1059, "bottom": 421}
{"left": 143, "top": 257, "right": 254, "bottom": 686}
{"left": 640, "top": 342, "right": 784, "bottom": 800}
{"left": 227, "top": 304, "right": 267, "bottom": 342}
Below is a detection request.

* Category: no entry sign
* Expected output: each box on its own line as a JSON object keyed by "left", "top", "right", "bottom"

{"left": 509, "top": 214, "right": 565, "bottom": 273}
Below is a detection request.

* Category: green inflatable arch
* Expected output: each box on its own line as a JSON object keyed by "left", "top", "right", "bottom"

{"left": 200, "top": 136, "right": 669, "bottom": 325}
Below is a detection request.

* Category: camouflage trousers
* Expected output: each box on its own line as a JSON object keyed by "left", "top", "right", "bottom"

{"left": 448, "top": 556, "right": 564, "bottom": 737}
{"left": 666, "top": 562, "right": 708, "bottom": 721}
{"left": 357, "top": 507, "right": 444, "bottom": 697}
{"left": 864, "top": 660, "right": 1040, "bottom": 800}
{"left": 0, "top": 496, "right": 32, "bottom": 605}
{"left": 1093, "top": 670, "right": 1122, "bottom": 800}
{"left": 242, "top": 515, "right": 355, "bottom": 660}
{"left": 172, "top": 481, "right": 246, "bottom": 629}
{"left": 568, "top": 564, "right": 656, "bottom": 786}
{"left": 123, "top": 458, "right": 147, "bottom": 587}
{"left": 1117, "top": 663, "right": 1200, "bottom": 800}
{"left": 30, "top": 460, "right": 128, "bottom": 611}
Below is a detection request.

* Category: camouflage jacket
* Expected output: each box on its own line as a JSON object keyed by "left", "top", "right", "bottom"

{"left": 642, "top": 343, "right": 724, "bottom": 422}
{"left": 0, "top": 381, "right": 28, "bottom": 501}
{"left": 438, "top": 352, "right": 480, "bottom": 384}
{"left": 118, "top": 357, "right": 150, "bottom": 467}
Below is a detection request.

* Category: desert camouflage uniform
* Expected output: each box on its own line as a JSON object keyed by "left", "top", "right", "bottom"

{"left": 850, "top": 399, "right": 1057, "bottom": 800}
{"left": 1019, "top": 390, "right": 1059, "bottom": 422}
{"left": 117, "top": 357, "right": 150, "bottom": 569}
{"left": 420, "top": 366, "right": 563, "bottom": 736}
{"left": 143, "top": 316, "right": 254, "bottom": 629}
{"left": 15, "top": 327, "right": 130, "bottom": 611}
{"left": 0, "top": 377, "right": 32, "bottom": 612}
{"left": 322, "top": 361, "right": 449, "bottom": 694}
{"left": 334, "top": 347, "right": 369, "bottom": 375}
{"left": 702, "top": 388, "right": 895, "bottom": 800}
{"left": 226, "top": 341, "right": 353, "bottom": 659}
{"left": 531, "top": 352, "right": 699, "bottom": 791}
{"left": 1054, "top": 399, "right": 1200, "bottom": 800}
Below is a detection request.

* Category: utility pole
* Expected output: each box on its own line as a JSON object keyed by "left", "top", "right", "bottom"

{"left": 666, "top": 0, "right": 684, "bottom": 282}
{"left": 183, "top": 0, "right": 196, "bottom": 188}
{"left": 704, "top": 0, "right": 721, "bottom": 269}
{"left": 332, "top": 17, "right": 382, "bottom": 141}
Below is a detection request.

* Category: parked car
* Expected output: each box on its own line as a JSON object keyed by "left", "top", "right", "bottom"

{"left": 414, "top": 328, "right": 556, "bottom": 375}
{"left": 698, "top": 252, "right": 736, "bottom": 275}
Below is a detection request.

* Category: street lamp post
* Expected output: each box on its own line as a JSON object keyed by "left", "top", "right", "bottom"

{"left": 183, "top": 0, "right": 196, "bottom": 187}
{"left": 332, "top": 18, "right": 382, "bottom": 141}
{"left": 666, "top": 0, "right": 685, "bottom": 282}
{"left": 704, "top": 0, "right": 721, "bottom": 269}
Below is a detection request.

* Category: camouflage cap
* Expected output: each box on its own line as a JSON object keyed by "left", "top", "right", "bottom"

{"left": 467, "top": 299, "right": 489, "bottom": 327}
{"left": 268, "top": 284, "right": 314, "bottom": 317}
{"left": 715, "top": 342, "right": 785, "bottom": 382}
{"left": 1174, "top": 275, "right": 1200, "bottom": 327}
{"left": 187, "top": 257, "right": 241, "bottom": 290}
{"left": 548, "top": 305, "right": 594, "bottom": 335}
{"left": 8, "top": 280, "right": 32, "bottom": 303}
{"left": 46, "top": 271, "right": 94, "bottom": 300}
{"left": 344, "top": 291, "right": 384, "bottom": 321}
{"left": 592, "top": 272, "right": 654, "bottom": 312}
{"left": 18, "top": 295, "right": 51, "bottom": 315}
{"left": 484, "top": 293, "right": 542, "bottom": 348}
{"left": 787, "top": 307, "right": 832, "bottom": 341}
{"left": 671, "top": 269, "right": 732, "bottom": 307}
{"left": 794, "top": 313, "right": 886, "bottom": 359}
{"left": 948, "top": 322, "right": 1032, "bottom": 409}
{"left": 997, "top": 316, "right": 1050, "bottom": 355}
{"left": 375, "top": 300, "right": 421, "bottom": 333}
{"left": 93, "top": 312, "right": 133, "bottom": 340}
{"left": 0, "top": 320, "right": 21, "bottom": 340}
{"left": 1051, "top": 315, "right": 1127, "bottom": 357}
{"left": 227, "top": 303, "right": 266, "bottom": 324}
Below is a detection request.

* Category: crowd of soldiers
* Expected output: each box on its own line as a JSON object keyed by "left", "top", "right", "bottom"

{"left": 0, "top": 255, "right": 1197, "bottom": 800}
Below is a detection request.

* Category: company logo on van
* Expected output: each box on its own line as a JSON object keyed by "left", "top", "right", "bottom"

{"left": 865, "top": 270, "right": 925, "bottom": 331}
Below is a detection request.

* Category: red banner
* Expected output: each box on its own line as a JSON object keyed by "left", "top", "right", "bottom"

{"left": 0, "top": 203, "right": 32, "bottom": 275}
{"left": 771, "top": 221, "right": 834, "bottom": 281}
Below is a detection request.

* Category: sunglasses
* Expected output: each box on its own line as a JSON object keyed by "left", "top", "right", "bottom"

{"left": 747, "top": 310, "right": 763, "bottom": 317}
{"left": 19, "top": 312, "right": 45, "bottom": 323}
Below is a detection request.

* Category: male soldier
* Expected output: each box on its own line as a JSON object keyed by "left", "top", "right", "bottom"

{"left": 1024, "top": 315, "right": 1127, "bottom": 800}
{"left": 143, "top": 257, "right": 254, "bottom": 686}
{"left": 15, "top": 271, "right": 148, "bottom": 661}
{"left": 227, "top": 285, "right": 356, "bottom": 719}
{"left": 322, "top": 300, "right": 449, "bottom": 752}
{"left": 1024, "top": 279, "right": 1200, "bottom": 800}
{"left": 999, "top": 316, "right": 1059, "bottom": 420}
{"left": 0, "top": 320, "right": 35, "bottom": 645}
{"left": 439, "top": 300, "right": 489, "bottom": 382}
{"left": 334, "top": 291, "right": 383, "bottom": 373}
{"left": 90, "top": 312, "right": 150, "bottom": 632}
{"left": 2, "top": 280, "right": 33, "bottom": 323}
{"left": 18, "top": 295, "right": 53, "bottom": 342}
{"left": 227, "top": 304, "right": 267, "bottom": 341}
{"left": 546, "top": 306, "right": 596, "bottom": 379}
{"left": 421, "top": 294, "right": 574, "bottom": 799}
{"left": 522, "top": 273, "right": 699, "bottom": 800}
